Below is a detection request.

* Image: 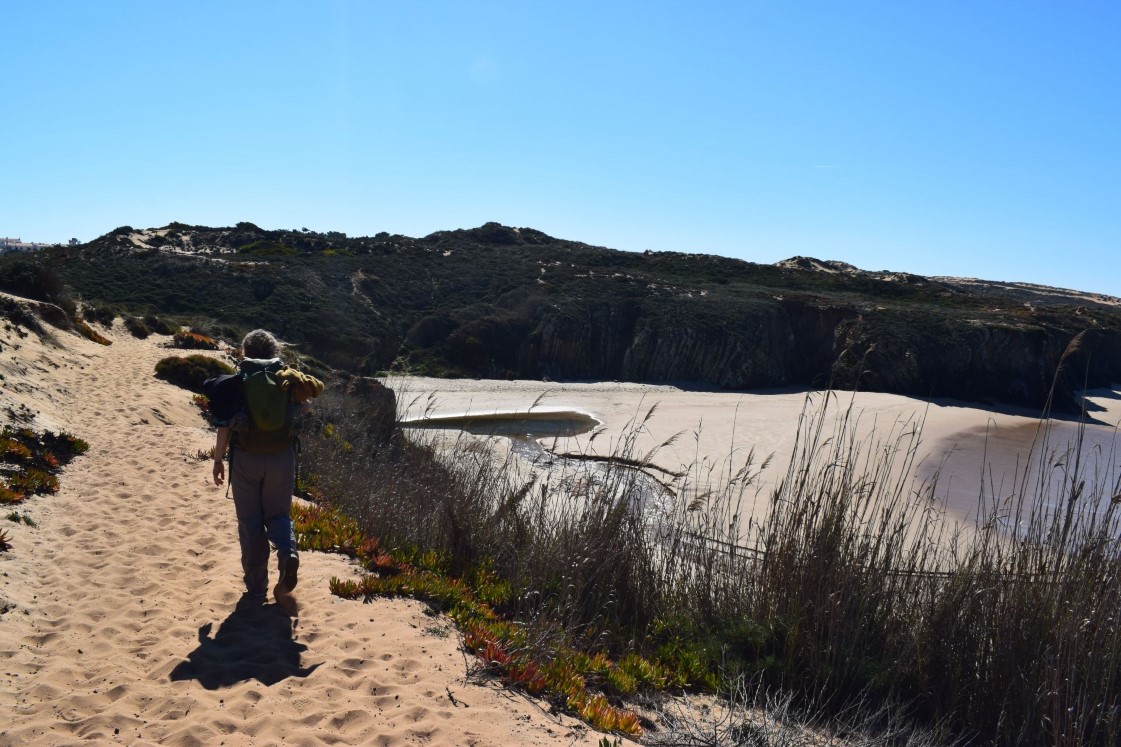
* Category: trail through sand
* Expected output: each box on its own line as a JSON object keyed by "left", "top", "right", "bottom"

{"left": 0, "top": 323, "right": 621, "bottom": 746}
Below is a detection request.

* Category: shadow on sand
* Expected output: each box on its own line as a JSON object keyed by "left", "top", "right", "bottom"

{"left": 169, "top": 593, "right": 319, "bottom": 689}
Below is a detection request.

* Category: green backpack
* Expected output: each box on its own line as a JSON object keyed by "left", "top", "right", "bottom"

{"left": 237, "top": 358, "right": 293, "bottom": 454}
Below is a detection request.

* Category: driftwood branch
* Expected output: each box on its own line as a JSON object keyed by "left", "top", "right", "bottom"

{"left": 549, "top": 451, "right": 686, "bottom": 478}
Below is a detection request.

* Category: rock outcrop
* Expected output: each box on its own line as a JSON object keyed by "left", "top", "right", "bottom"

{"left": 340, "top": 375, "right": 399, "bottom": 447}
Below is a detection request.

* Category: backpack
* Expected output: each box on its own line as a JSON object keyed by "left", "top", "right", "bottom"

{"left": 241, "top": 359, "right": 289, "bottom": 431}
{"left": 202, "top": 373, "right": 244, "bottom": 426}
{"left": 201, "top": 358, "right": 297, "bottom": 454}
{"left": 237, "top": 358, "right": 296, "bottom": 454}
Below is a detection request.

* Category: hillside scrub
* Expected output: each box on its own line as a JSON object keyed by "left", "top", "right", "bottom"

{"left": 300, "top": 384, "right": 1121, "bottom": 746}
{"left": 82, "top": 303, "right": 119, "bottom": 327}
{"left": 0, "top": 259, "right": 76, "bottom": 318}
{"left": 40, "top": 223, "right": 1121, "bottom": 411}
{"left": 124, "top": 316, "right": 152, "bottom": 338}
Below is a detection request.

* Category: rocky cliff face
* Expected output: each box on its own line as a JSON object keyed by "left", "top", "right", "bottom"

{"left": 449, "top": 291, "right": 1118, "bottom": 413}
{"left": 828, "top": 316, "right": 1116, "bottom": 412}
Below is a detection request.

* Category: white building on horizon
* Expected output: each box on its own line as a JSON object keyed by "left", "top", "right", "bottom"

{"left": 0, "top": 236, "right": 53, "bottom": 253}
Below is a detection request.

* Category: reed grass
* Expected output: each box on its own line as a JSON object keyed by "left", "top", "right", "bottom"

{"left": 301, "top": 381, "right": 1121, "bottom": 746}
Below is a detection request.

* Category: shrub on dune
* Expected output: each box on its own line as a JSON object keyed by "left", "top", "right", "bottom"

{"left": 74, "top": 319, "right": 112, "bottom": 345}
{"left": 82, "top": 303, "right": 118, "bottom": 327}
{"left": 143, "top": 314, "right": 177, "bottom": 335}
{"left": 124, "top": 316, "right": 151, "bottom": 338}
{"left": 0, "top": 427, "right": 89, "bottom": 508}
{"left": 154, "top": 354, "right": 234, "bottom": 393}
{"left": 171, "top": 330, "right": 220, "bottom": 350}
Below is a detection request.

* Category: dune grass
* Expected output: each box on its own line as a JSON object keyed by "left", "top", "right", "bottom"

{"left": 297, "top": 381, "right": 1121, "bottom": 745}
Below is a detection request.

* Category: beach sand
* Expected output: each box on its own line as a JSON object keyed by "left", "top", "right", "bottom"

{"left": 392, "top": 375, "right": 1121, "bottom": 527}
{"left": 0, "top": 320, "right": 630, "bottom": 746}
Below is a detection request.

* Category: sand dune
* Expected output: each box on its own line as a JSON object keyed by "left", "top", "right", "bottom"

{"left": 0, "top": 321, "right": 625, "bottom": 746}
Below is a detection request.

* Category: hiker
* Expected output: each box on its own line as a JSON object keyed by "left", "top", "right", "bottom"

{"left": 211, "top": 329, "right": 323, "bottom": 602}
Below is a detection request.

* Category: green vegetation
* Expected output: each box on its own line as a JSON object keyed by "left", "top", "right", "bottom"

{"left": 0, "top": 427, "right": 89, "bottom": 506}
{"left": 143, "top": 314, "right": 177, "bottom": 335}
{"left": 124, "top": 316, "right": 151, "bottom": 338}
{"left": 124, "top": 313, "right": 175, "bottom": 338}
{"left": 292, "top": 500, "right": 644, "bottom": 736}
{"left": 5, "top": 511, "right": 36, "bottom": 526}
{"left": 298, "top": 382, "right": 1121, "bottom": 745}
{"left": 154, "top": 354, "right": 234, "bottom": 393}
{"left": 0, "top": 259, "right": 76, "bottom": 317}
{"left": 82, "top": 303, "right": 118, "bottom": 327}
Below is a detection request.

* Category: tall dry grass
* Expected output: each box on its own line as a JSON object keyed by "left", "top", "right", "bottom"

{"left": 740, "top": 390, "right": 1121, "bottom": 745}
{"left": 301, "top": 381, "right": 1121, "bottom": 746}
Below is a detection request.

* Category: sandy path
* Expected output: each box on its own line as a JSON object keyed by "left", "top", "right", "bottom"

{"left": 0, "top": 324, "right": 619, "bottom": 746}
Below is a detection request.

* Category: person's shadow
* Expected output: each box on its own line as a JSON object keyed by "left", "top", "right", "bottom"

{"left": 169, "top": 594, "right": 320, "bottom": 689}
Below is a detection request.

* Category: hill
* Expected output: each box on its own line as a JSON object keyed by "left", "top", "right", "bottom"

{"left": 14, "top": 221, "right": 1121, "bottom": 412}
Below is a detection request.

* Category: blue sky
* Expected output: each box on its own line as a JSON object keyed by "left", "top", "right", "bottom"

{"left": 3, "top": 2, "right": 1119, "bottom": 295}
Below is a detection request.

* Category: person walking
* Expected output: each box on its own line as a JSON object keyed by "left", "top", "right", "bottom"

{"left": 212, "top": 329, "right": 323, "bottom": 602}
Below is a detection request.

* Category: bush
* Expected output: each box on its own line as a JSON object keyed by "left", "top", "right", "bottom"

{"left": 172, "top": 330, "right": 219, "bottom": 350}
{"left": 239, "top": 241, "right": 297, "bottom": 257}
{"left": 143, "top": 314, "right": 177, "bottom": 335}
{"left": 0, "top": 259, "right": 77, "bottom": 318}
{"left": 154, "top": 355, "right": 234, "bottom": 392}
{"left": 83, "top": 304, "right": 118, "bottom": 327}
{"left": 124, "top": 316, "right": 151, "bottom": 338}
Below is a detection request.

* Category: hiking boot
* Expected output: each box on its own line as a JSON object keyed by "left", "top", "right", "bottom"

{"left": 279, "top": 554, "right": 299, "bottom": 592}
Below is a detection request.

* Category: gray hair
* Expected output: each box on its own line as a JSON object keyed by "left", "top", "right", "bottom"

{"left": 241, "top": 329, "right": 281, "bottom": 359}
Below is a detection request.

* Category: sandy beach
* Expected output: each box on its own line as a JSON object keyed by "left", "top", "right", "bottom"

{"left": 392, "top": 375, "right": 1121, "bottom": 527}
{"left": 0, "top": 320, "right": 631, "bottom": 747}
